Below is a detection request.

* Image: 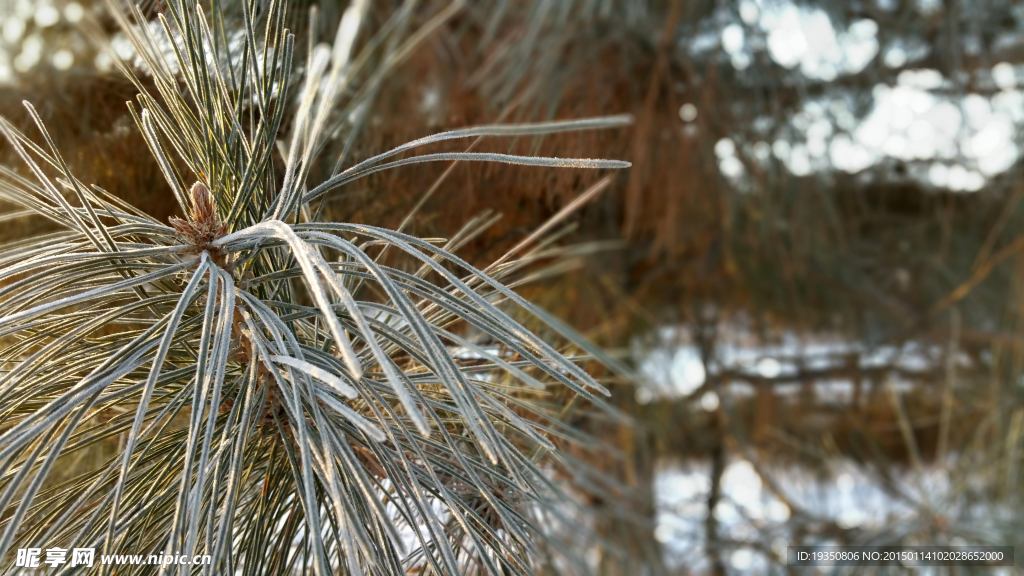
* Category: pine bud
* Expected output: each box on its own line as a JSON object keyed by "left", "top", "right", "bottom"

{"left": 169, "top": 181, "right": 227, "bottom": 246}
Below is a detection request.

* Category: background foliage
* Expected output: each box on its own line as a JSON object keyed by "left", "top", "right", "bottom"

{"left": 3, "top": 0, "right": 1024, "bottom": 574}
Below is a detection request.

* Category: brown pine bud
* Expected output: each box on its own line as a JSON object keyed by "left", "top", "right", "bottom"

{"left": 169, "top": 181, "right": 228, "bottom": 247}
{"left": 189, "top": 182, "right": 216, "bottom": 225}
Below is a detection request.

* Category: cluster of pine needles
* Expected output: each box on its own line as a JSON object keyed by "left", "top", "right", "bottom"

{"left": 0, "top": 1, "right": 637, "bottom": 574}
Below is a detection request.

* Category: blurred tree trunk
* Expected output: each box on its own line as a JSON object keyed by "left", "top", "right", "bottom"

{"left": 596, "top": 392, "right": 669, "bottom": 576}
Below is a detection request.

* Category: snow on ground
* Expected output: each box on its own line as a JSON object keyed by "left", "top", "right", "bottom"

{"left": 654, "top": 458, "right": 1017, "bottom": 573}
